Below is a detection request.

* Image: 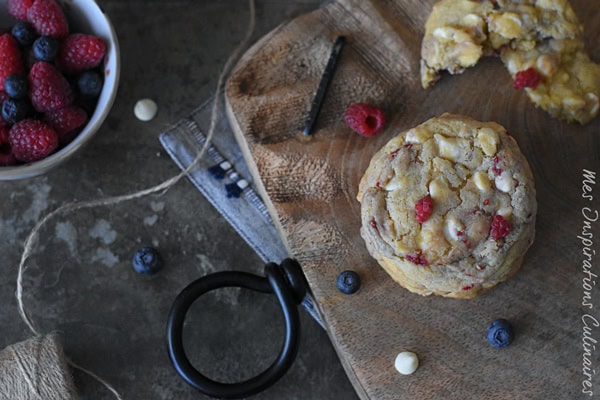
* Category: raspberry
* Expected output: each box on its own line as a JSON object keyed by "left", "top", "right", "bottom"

{"left": 415, "top": 195, "right": 433, "bottom": 223}
{"left": 59, "top": 34, "right": 106, "bottom": 73}
{"left": 45, "top": 105, "right": 87, "bottom": 144}
{"left": 29, "top": 61, "right": 73, "bottom": 112}
{"left": 344, "top": 103, "right": 386, "bottom": 137}
{"left": 0, "top": 34, "right": 25, "bottom": 89}
{"left": 0, "top": 126, "right": 17, "bottom": 166}
{"left": 513, "top": 68, "right": 541, "bottom": 90}
{"left": 9, "top": 119, "right": 58, "bottom": 162}
{"left": 490, "top": 215, "right": 511, "bottom": 240}
{"left": 406, "top": 252, "right": 428, "bottom": 266}
{"left": 27, "top": 0, "right": 69, "bottom": 39}
{"left": 7, "top": 0, "right": 33, "bottom": 21}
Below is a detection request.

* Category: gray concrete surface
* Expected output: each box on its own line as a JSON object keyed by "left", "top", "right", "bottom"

{"left": 0, "top": 1, "right": 360, "bottom": 399}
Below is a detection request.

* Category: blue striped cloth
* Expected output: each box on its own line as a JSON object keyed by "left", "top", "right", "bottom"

{"left": 159, "top": 97, "right": 324, "bottom": 327}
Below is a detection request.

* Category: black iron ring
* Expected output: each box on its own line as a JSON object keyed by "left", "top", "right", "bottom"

{"left": 167, "top": 259, "right": 305, "bottom": 399}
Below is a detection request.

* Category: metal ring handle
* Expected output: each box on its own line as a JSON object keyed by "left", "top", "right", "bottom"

{"left": 167, "top": 259, "right": 305, "bottom": 399}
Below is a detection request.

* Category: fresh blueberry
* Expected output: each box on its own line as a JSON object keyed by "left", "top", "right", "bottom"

{"left": 487, "top": 319, "right": 514, "bottom": 348}
{"left": 132, "top": 247, "right": 163, "bottom": 275}
{"left": 33, "top": 36, "right": 60, "bottom": 62}
{"left": 4, "top": 74, "right": 28, "bottom": 99}
{"left": 2, "top": 99, "right": 30, "bottom": 124}
{"left": 336, "top": 270, "right": 361, "bottom": 294}
{"left": 77, "top": 71, "right": 103, "bottom": 97}
{"left": 11, "top": 22, "right": 37, "bottom": 47}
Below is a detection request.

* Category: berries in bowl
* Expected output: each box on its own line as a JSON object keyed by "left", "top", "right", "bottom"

{"left": 0, "top": 0, "right": 120, "bottom": 180}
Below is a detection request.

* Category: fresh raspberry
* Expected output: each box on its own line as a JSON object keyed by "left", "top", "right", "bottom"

{"left": 27, "top": 0, "right": 69, "bottom": 39}
{"left": 9, "top": 119, "right": 58, "bottom": 162}
{"left": 0, "top": 126, "right": 17, "bottom": 166}
{"left": 490, "top": 215, "right": 511, "bottom": 240}
{"left": 513, "top": 68, "right": 541, "bottom": 90}
{"left": 415, "top": 195, "right": 433, "bottom": 223}
{"left": 7, "top": 0, "right": 34, "bottom": 20}
{"left": 344, "top": 103, "right": 386, "bottom": 137}
{"left": 45, "top": 105, "right": 87, "bottom": 144}
{"left": 58, "top": 34, "right": 106, "bottom": 73}
{"left": 29, "top": 61, "right": 73, "bottom": 112}
{"left": 0, "top": 34, "right": 25, "bottom": 89}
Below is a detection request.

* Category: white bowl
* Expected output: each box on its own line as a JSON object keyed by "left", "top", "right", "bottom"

{"left": 0, "top": 0, "right": 120, "bottom": 180}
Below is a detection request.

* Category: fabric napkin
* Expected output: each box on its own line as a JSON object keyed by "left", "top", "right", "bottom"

{"left": 159, "top": 97, "right": 324, "bottom": 327}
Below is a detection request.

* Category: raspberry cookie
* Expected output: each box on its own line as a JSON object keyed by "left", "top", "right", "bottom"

{"left": 357, "top": 114, "right": 536, "bottom": 299}
{"left": 420, "top": 0, "right": 600, "bottom": 124}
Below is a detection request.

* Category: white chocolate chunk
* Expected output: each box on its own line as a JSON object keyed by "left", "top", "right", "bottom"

{"left": 473, "top": 171, "right": 491, "bottom": 192}
{"left": 495, "top": 171, "right": 514, "bottom": 193}
{"left": 405, "top": 127, "right": 432, "bottom": 144}
{"left": 134, "top": 99, "right": 158, "bottom": 121}
{"left": 435, "top": 134, "right": 469, "bottom": 162}
{"left": 429, "top": 177, "right": 451, "bottom": 203}
{"left": 497, "top": 206, "right": 513, "bottom": 219}
{"left": 443, "top": 216, "right": 465, "bottom": 242}
{"left": 476, "top": 128, "right": 499, "bottom": 156}
{"left": 587, "top": 93, "right": 600, "bottom": 116}
{"left": 394, "top": 352, "right": 419, "bottom": 375}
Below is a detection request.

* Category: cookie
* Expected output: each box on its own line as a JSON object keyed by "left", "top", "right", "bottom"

{"left": 420, "top": 0, "right": 600, "bottom": 124}
{"left": 357, "top": 114, "right": 536, "bottom": 299}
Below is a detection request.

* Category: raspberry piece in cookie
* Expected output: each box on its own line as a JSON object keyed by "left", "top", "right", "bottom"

{"left": 513, "top": 67, "right": 541, "bottom": 89}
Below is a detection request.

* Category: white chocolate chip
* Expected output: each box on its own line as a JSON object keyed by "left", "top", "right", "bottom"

{"left": 443, "top": 216, "right": 465, "bottom": 242}
{"left": 586, "top": 93, "right": 600, "bottom": 116}
{"left": 536, "top": 55, "right": 558, "bottom": 78}
{"left": 495, "top": 171, "right": 514, "bottom": 193}
{"left": 476, "top": 128, "right": 499, "bottom": 156}
{"left": 134, "top": 99, "right": 158, "bottom": 122}
{"left": 394, "top": 352, "right": 419, "bottom": 375}
{"left": 429, "top": 177, "right": 451, "bottom": 203}
{"left": 497, "top": 206, "right": 513, "bottom": 219}
{"left": 405, "top": 127, "right": 431, "bottom": 144}
{"left": 435, "top": 134, "right": 469, "bottom": 162}
{"left": 473, "top": 171, "right": 491, "bottom": 192}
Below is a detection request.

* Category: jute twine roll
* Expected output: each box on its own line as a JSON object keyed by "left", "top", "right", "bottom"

{"left": 0, "top": 334, "right": 77, "bottom": 400}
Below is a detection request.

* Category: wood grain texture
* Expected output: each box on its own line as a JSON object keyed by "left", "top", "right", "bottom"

{"left": 225, "top": 1, "right": 600, "bottom": 399}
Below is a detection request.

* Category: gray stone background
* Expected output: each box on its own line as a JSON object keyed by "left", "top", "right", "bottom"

{"left": 0, "top": 1, "right": 360, "bottom": 399}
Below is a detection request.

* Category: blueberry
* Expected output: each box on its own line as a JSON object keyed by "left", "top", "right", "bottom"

{"left": 77, "top": 71, "right": 103, "bottom": 97}
{"left": 487, "top": 319, "right": 514, "bottom": 348}
{"left": 33, "top": 36, "right": 60, "bottom": 62}
{"left": 11, "top": 22, "right": 37, "bottom": 47}
{"left": 2, "top": 99, "right": 30, "bottom": 124}
{"left": 4, "top": 74, "right": 28, "bottom": 99}
{"left": 132, "top": 247, "right": 163, "bottom": 275}
{"left": 336, "top": 270, "right": 361, "bottom": 294}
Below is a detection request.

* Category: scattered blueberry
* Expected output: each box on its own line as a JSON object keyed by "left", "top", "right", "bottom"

{"left": 132, "top": 247, "right": 163, "bottom": 275}
{"left": 2, "top": 98, "right": 30, "bottom": 124}
{"left": 11, "top": 22, "right": 37, "bottom": 47}
{"left": 77, "top": 70, "right": 103, "bottom": 97}
{"left": 336, "top": 270, "right": 361, "bottom": 294}
{"left": 33, "top": 36, "right": 60, "bottom": 62}
{"left": 4, "top": 74, "right": 28, "bottom": 99}
{"left": 487, "top": 319, "right": 514, "bottom": 348}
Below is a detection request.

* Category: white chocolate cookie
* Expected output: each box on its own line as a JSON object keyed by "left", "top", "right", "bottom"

{"left": 420, "top": 0, "right": 600, "bottom": 124}
{"left": 357, "top": 114, "right": 536, "bottom": 299}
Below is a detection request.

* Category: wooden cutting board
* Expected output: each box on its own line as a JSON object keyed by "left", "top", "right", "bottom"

{"left": 225, "top": 1, "right": 600, "bottom": 399}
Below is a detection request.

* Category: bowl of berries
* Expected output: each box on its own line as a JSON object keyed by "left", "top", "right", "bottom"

{"left": 0, "top": 0, "right": 119, "bottom": 180}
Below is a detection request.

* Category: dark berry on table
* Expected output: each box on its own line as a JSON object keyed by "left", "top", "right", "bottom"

{"left": 344, "top": 103, "right": 386, "bottom": 137}
{"left": 9, "top": 119, "right": 58, "bottom": 162}
{"left": 415, "top": 195, "right": 433, "bottom": 223}
{"left": 77, "top": 70, "right": 103, "bottom": 97}
{"left": 487, "top": 319, "right": 514, "bottom": 348}
{"left": 132, "top": 247, "right": 163, "bottom": 275}
{"left": 2, "top": 98, "right": 30, "bottom": 124}
{"left": 513, "top": 67, "right": 541, "bottom": 90}
{"left": 0, "top": 33, "right": 25, "bottom": 89}
{"left": 29, "top": 61, "right": 73, "bottom": 112}
{"left": 336, "top": 270, "right": 361, "bottom": 294}
{"left": 11, "top": 21, "right": 37, "bottom": 47}
{"left": 490, "top": 214, "right": 511, "bottom": 240}
{"left": 4, "top": 73, "right": 28, "bottom": 99}
{"left": 7, "top": 0, "right": 33, "bottom": 21}
{"left": 59, "top": 34, "right": 106, "bottom": 73}
{"left": 26, "top": 0, "right": 69, "bottom": 39}
{"left": 33, "top": 36, "right": 60, "bottom": 62}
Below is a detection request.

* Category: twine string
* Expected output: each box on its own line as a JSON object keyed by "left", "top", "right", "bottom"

{"left": 14, "top": 1, "right": 256, "bottom": 398}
